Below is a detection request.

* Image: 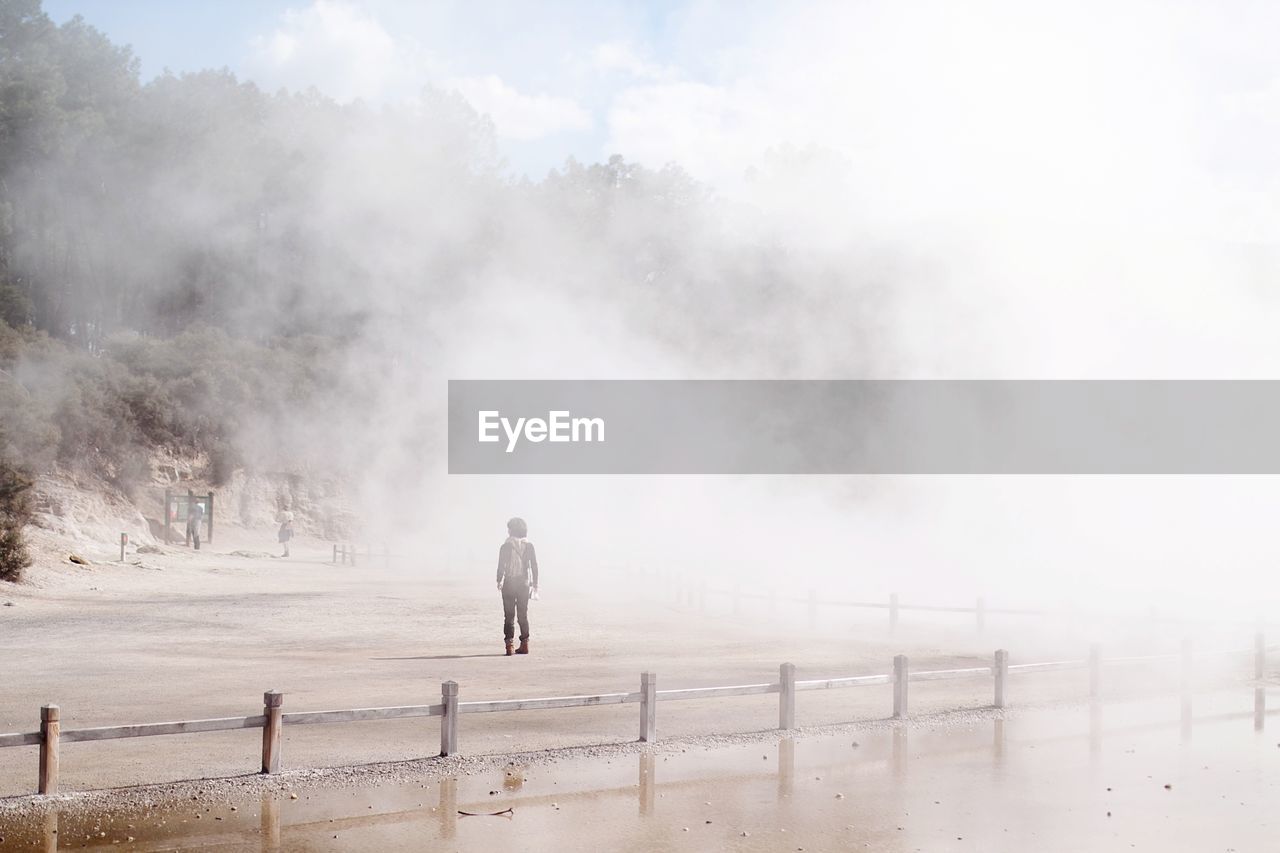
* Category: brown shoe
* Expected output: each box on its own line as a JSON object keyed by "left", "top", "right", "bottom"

{"left": 505, "top": 641, "right": 514, "bottom": 656}
{"left": 515, "top": 640, "right": 530, "bottom": 655}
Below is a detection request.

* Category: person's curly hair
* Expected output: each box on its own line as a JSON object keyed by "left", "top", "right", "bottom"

{"left": 506, "top": 517, "right": 527, "bottom": 538}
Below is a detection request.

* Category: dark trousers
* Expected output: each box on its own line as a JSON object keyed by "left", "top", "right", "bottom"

{"left": 502, "top": 583, "right": 530, "bottom": 642}
{"left": 187, "top": 521, "right": 200, "bottom": 550}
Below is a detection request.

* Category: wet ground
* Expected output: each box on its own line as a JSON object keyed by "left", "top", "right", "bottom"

{"left": 1, "top": 688, "right": 1275, "bottom": 852}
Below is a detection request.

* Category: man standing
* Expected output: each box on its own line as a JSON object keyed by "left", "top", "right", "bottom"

{"left": 496, "top": 517, "right": 538, "bottom": 656}
{"left": 187, "top": 499, "right": 205, "bottom": 550}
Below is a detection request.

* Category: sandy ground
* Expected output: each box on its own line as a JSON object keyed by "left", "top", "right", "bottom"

{"left": 0, "top": 528, "right": 1262, "bottom": 803}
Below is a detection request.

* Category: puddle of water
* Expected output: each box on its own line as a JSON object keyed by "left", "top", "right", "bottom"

{"left": 1, "top": 689, "right": 1275, "bottom": 851}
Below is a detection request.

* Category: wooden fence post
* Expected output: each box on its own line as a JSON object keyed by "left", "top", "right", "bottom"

{"left": 164, "top": 487, "right": 172, "bottom": 544}
{"left": 332, "top": 543, "right": 337, "bottom": 564}
{"left": 779, "top": 663, "right": 796, "bottom": 730}
{"left": 976, "top": 597, "right": 986, "bottom": 634}
{"left": 119, "top": 532, "right": 127, "bottom": 562}
{"left": 807, "top": 589, "right": 818, "bottom": 629}
{"left": 893, "top": 655, "right": 908, "bottom": 719}
{"left": 440, "top": 681, "right": 458, "bottom": 756}
{"left": 1256, "top": 632, "right": 1266, "bottom": 681}
{"left": 38, "top": 704, "right": 59, "bottom": 795}
{"left": 261, "top": 691, "right": 283, "bottom": 774}
{"left": 639, "top": 672, "right": 657, "bottom": 742}
{"left": 1089, "top": 644, "right": 1102, "bottom": 698}
{"left": 206, "top": 491, "right": 214, "bottom": 544}
{"left": 889, "top": 592, "right": 899, "bottom": 634}
{"left": 993, "top": 649, "right": 1008, "bottom": 708}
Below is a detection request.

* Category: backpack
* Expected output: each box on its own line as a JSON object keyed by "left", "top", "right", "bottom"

{"left": 502, "top": 541, "right": 529, "bottom": 585}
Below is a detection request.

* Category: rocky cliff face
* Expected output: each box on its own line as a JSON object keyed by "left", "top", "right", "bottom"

{"left": 21, "top": 454, "right": 359, "bottom": 570}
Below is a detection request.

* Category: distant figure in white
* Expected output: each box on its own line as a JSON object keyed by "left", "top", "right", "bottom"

{"left": 277, "top": 511, "right": 294, "bottom": 558}
{"left": 186, "top": 500, "right": 204, "bottom": 550}
{"left": 496, "top": 516, "right": 539, "bottom": 656}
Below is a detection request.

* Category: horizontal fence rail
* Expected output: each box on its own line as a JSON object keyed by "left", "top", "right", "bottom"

{"left": 2, "top": 636, "right": 1271, "bottom": 797}
{"left": 646, "top": 572, "right": 1280, "bottom": 634}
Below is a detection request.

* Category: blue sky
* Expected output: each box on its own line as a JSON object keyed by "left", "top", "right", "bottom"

{"left": 42, "top": 0, "right": 697, "bottom": 177}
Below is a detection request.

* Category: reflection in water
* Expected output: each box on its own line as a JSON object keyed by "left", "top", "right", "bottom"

{"left": 639, "top": 753, "right": 655, "bottom": 816}
{"left": 4, "top": 692, "right": 1278, "bottom": 852}
{"left": 892, "top": 726, "right": 908, "bottom": 781}
{"left": 260, "top": 792, "right": 280, "bottom": 852}
{"left": 778, "top": 736, "right": 795, "bottom": 799}
{"left": 439, "top": 776, "right": 458, "bottom": 839}
{"left": 1089, "top": 700, "right": 1102, "bottom": 758}
{"left": 40, "top": 809, "right": 56, "bottom": 853}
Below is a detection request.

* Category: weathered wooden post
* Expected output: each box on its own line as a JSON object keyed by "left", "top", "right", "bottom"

{"left": 893, "top": 655, "right": 908, "bottom": 719}
{"left": 206, "top": 492, "right": 214, "bottom": 544}
{"left": 993, "top": 649, "right": 1008, "bottom": 708}
{"left": 163, "top": 487, "right": 172, "bottom": 544}
{"left": 976, "top": 597, "right": 986, "bottom": 634}
{"left": 639, "top": 672, "right": 657, "bottom": 742}
{"left": 889, "top": 592, "right": 899, "bottom": 634}
{"left": 807, "top": 589, "right": 818, "bottom": 629}
{"left": 440, "top": 681, "right": 459, "bottom": 756}
{"left": 261, "top": 691, "right": 283, "bottom": 774}
{"left": 779, "top": 663, "right": 796, "bottom": 730}
{"left": 1256, "top": 632, "right": 1266, "bottom": 681}
{"left": 38, "top": 704, "right": 59, "bottom": 795}
{"left": 119, "top": 532, "right": 127, "bottom": 562}
{"left": 332, "top": 544, "right": 338, "bottom": 564}
{"left": 1089, "top": 644, "right": 1102, "bottom": 698}
{"left": 186, "top": 488, "right": 194, "bottom": 547}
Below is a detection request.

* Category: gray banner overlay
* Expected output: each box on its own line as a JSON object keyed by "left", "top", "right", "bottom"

{"left": 447, "top": 380, "right": 1280, "bottom": 474}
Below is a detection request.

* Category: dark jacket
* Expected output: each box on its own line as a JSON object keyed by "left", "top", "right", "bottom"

{"left": 496, "top": 539, "right": 538, "bottom": 588}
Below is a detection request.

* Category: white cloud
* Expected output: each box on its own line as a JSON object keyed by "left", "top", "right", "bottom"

{"left": 246, "top": 0, "right": 428, "bottom": 102}
{"left": 591, "top": 41, "right": 676, "bottom": 82}
{"left": 245, "top": 2, "right": 593, "bottom": 143}
{"left": 448, "top": 74, "right": 592, "bottom": 141}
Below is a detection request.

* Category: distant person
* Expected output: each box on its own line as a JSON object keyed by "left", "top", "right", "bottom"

{"left": 278, "top": 511, "right": 294, "bottom": 558}
{"left": 187, "top": 500, "right": 205, "bottom": 550}
{"left": 496, "top": 516, "right": 539, "bottom": 656}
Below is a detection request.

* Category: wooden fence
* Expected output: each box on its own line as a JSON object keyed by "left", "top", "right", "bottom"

{"left": 1, "top": 635, "right": 1270, "bottom": 797}
{"left": 653, "top": 576, "right": 1045, "bottom": 633}
{"left": 331, "top": 543, "right": 391, "bottom": 568}
{"left": 658, "top": 577, "right": 1277, "bottom": 635}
